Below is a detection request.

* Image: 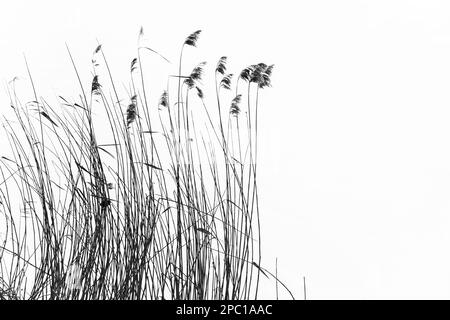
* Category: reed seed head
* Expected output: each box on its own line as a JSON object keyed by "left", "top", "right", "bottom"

{"left": 216, "top": 56, "right": 227, "bottom": 75}
{"left": 126, "top": 94, "right": 137, "bottom": 127}
{"left": 159, "top": 91, "right": 168, "bottom": 107}
{"left": 230, "top": 94, "right": 242, "bottom": 116}
{"left": 184, "top": 30, "right": 202, "bottom": 47}
{"left": 220, "top": 73, "right": 233, "bottom": 90}
{"left": 91, "top": 75, "right": 101, "bottom": 95}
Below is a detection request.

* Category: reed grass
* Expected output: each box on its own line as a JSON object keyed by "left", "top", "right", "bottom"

{"left": 0, "top": 29, "right": 291, "bottom": 300}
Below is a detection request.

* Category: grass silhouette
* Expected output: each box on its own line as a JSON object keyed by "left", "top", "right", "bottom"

{"left": 0, "top": 29, "right": 292, "bottom": 300}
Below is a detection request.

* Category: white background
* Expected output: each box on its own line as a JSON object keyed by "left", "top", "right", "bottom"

{"left": 2, "top": 0, "right": 450, "bottom": 299}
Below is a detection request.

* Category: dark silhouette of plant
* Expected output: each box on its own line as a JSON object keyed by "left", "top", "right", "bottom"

{"left": 0, "top": 29, "right": 293, "bottom": 300}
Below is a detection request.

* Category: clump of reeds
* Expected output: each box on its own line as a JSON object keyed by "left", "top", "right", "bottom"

{"left": 0, "top": 29, "right": 292, "bottom": 300}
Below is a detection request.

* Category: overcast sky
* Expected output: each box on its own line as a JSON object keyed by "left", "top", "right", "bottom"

{"left": 2, "top": 0, "right": 450, "bottom": 299}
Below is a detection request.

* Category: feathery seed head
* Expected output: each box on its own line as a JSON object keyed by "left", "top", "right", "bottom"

{"left": 220, "top": 73, "right": 233, "bottom": 90}
{"left": 216, "top": 56, "right": 227, "bottom": 75}
{"left": 159, "top": 91, "right": 168, "bottom": 107}
{"left": 126, "top": 95, "right": 137, "bottom": 128}
{"left": 230, "top": 94, "right": 242, "bottom": 116}
{"left": 196, "top": 87, "right": 204, "bottom": 99}
{"left": 94, "top": 44, "right": 102, "bottom": 54}
{"left": 185, "top": 62, "right": 206, "bottom": 89}
{"left": 240, "top": 63, "right": 274, "bottom": 88}
{"left": 190, "top": 62, "right": 206, "bottom": 81}
{"left": 258, "top": 64, "right": 274, "bottom": 88}
{"left": 250, "top": 64, "right": 263, "bottom": 83}
{"left": 131, "top": 58, "right": 138, "bottom": 73}
{"left": 239, "top": 66, "right": 254, "bottom": 82}
{"left": 184, "top": 30, "right": 202, "bottom": 47}
{"left": 91, "top": 75, "right": 101, "bottom": 95}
